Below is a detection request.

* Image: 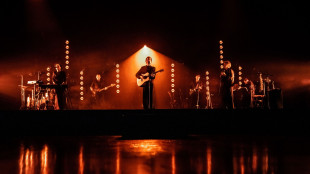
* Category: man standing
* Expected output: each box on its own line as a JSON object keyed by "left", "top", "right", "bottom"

{"left": 52, "top": 63, "right": 67, "bottom": 110}
{"left": 90, "top": 73, "right": 105, "bottom": 109}
{"left": 136, "top": 56, "right": 156, "bottom": 109}
{"left": 220, "top": 60, "right": 235, "bottom": 109}
{"left": 189, "top": 74, "right": 204, "bottom": 109}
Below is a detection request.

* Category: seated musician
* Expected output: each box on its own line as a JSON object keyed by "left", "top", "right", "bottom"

{"left": 52, "top": 63, "right": 67, "bottom": 110}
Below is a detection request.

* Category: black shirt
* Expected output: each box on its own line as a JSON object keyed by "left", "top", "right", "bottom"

{"left": 53, "top": 71, "right": 66, "bottom": 85}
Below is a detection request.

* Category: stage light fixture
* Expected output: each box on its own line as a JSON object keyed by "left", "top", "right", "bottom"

{"left": 171, "top": 63, "right": 175, "bottom": 93}
{"left": 219, "top": 40, "right": 224, "bottom": 70}
{"left": 239, "top": 66, "right": 242, "bottom": 86}
{"left": 80, "top": 69, "right": 84, "bottom": 101}
{"left": 116, "top": 63, "right": 120, "bottom": 94}
{"left": 65, "top": 40, "right": 70, "bottom": 71}
{"left": 46, "top": 66, "right": 51, "bottom": 85}
{"left": 205, "top": 70, "right": 212, "bottom": 109}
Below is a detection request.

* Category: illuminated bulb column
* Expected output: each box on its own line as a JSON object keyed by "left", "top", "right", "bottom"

{"left": 80, "top": 70, "right": 84, "bottom": 101}
{"left": 171, "top": 63, "right": 175, "bottom": 93}
{"left": 238, "top": 66, "right": 242, "bottom": 86}
{"left": 205, "top": 71, "right": 212, "bottom": 109}
{"left": 65, "top": 40, "right": 70, "bottom": 71}
{"left": 219, "top": 40, "right": 224, "bottom": 70}
{"left": 46, "top": 66, "right": 51, "bottom": 85}
{"left": 116, "top": 64, "right": 120, "bottom": 94}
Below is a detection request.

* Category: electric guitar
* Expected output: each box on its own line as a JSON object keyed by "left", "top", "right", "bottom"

{"left": 189, "top": 83, "right": 203, "bottom": 95}
{"left": 137, "top": 69, "right": 164, "bottom": 87}
{"left": 91, "top": 83, "right": 116, "bottom": 97}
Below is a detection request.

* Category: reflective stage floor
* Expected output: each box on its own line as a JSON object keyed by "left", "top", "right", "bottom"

{"left": 0, "top": 109, "right": 310, "bottom": 174}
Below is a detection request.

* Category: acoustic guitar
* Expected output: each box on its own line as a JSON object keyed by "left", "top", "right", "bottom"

{"left": 136, "top": 69, "right": 164, "bottom": 87}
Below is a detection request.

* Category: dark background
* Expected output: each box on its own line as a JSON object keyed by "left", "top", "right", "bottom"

{"left": 0, "top": 0, "right": 309, "bottom": 109}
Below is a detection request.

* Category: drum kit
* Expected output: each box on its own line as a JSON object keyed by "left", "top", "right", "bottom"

{"left": 19, "top": 76, "right": 57, "bottom": 110}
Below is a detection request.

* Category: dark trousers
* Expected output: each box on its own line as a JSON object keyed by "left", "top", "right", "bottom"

{"left": 56, "top": 88, "right": 66, "bottom": 110}
{"left": 143, "top": 82, "right": 153, "bottom": 109}
{"left": 221, "top": 87, "right": 234, "bottom": 109}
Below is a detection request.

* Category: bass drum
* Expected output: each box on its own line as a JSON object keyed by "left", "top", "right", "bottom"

{"left": 233, "top": 87, "right": 251, "bottom": 109}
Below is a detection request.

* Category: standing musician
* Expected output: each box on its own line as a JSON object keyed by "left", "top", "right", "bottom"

{"left": 90, "top": 73, "right": 115, "bottom": 109}
{"left": 219, "top": 60, "right": 235, "bottom": 109}
{"left": 52, "top": 63, "right": 67, "bottom": 110}
{"left": 189, "top": 74, "right": 204, "bottom": 109}
{"left": 243, "top": 77, "right": 255, "bottom": 108}
{"left": 136, "top": 56, "right": 156, "bottom": 110}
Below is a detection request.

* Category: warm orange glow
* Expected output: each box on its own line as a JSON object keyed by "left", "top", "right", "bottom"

{"left": 240, "top": 155, "right": 245, "bottom": 174}
{"left": 66, "top": 45, "right": 69, "bottom": 49}
{"left": 40, "top": 145, "right": 48, "bottom": 174}
{"left": 79, "top": 146, "right": 84, "bottom": 174}
{"left": 116, "top": 144, "right": 120, "bottom": 174}
{"left": 80, "top": 97, "right": 84, "bottom": 100}
{"left": 252, "top": 148, "right": 258, "bottom": 172}
{"left": 263, "top": 148, "right": 269, "bottom": 174}
{"left": 19, "top": 145, "right": 24, "bottom": 174}
{"left": 66, "top": 50, "right": 69, "bottom": 54}
{"left": 219, "top": 40, "right": 223, "bottom": 44}
{"left": 207, "top": 147, "right": 212, "bottom": 174}
{"left": 65, "top": 40, "right": 69, "bottom": 44}
{"left": 172, "top": 149, "right": 175, "bottom": 174}
{"left": 65, "top": 65, "right": 69, "bottom": 69}
{"left": 128, "top": 140, "right": 163, "bottom": 156}
{"left": 66, "top": 55, "right": 69, "bottom": 59}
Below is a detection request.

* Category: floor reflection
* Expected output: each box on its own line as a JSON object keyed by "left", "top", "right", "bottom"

{"left": 0, "top": 136, "right": 307, "bottom": 174}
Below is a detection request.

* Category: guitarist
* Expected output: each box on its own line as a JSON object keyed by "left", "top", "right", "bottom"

{"left": 90, "top": 73, "right": 106, "bottom": 109}
{"left": 189, "top": 74, "right": 204, "bottom": 109}
{"left": 135, "top": 56, "right": 156, "bottom": 109}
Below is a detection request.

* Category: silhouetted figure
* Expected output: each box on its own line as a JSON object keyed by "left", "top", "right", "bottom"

{"left": 52, "top": 63, "right": 67, "bottom": 110}
{"left": 136, "top": 56, "right": 156, "bottom": 109}
{"left": 220, "top": 61, "right": 235, "bottom": 109}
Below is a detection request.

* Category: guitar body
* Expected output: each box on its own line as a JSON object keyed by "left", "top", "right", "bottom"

{"left": 136, "top": 69, "right": 164, "bottom": 87}
{"left": 137, "top": 77, "right": 150, "bottom": 87}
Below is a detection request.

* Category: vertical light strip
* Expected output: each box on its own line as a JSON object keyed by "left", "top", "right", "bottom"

{"left": 116, "top": 63, "right": 120, "bottom": 94}
{"left": 80, "top": 70, "right": 84, "bottom": 101}
{"left": 219, "top": 40, "right": 224, "bottom": 70}
{"left": 238, "top": 66, "right": 242, "bottom": 86}
{"left": 171, "top": 63, "right": 175, "bottom": 93}
{"left": 46, "top": 66, "right": 51, "bottom": 85}
{"left": 205, "top": 71, "right": 212, "bottom": 109}
{"left": 65, "top": 40, "right": 70, "bottom": 70}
